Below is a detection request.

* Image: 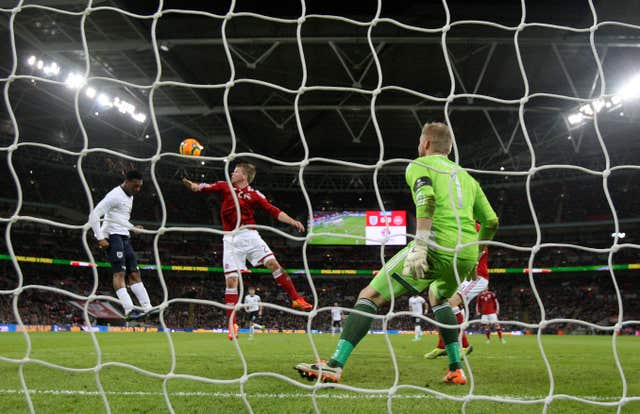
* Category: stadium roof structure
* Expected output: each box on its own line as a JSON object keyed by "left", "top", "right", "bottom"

{"left": 1, "top": 0, "right": 639, "bottom": 176}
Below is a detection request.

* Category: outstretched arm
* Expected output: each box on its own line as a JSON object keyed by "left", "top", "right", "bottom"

{"left": 277, "top": 211, "right": 305, "bottom": 233}
{"left": 181, "top": 177, "right": 201, "bottom": 192}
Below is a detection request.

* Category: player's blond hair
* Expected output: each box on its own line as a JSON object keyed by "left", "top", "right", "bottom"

{"left": 237, "top": 162, "right": 256, "bottom": 183}
{"left": 421, "top": 122, "right": 452, "bottom": 153}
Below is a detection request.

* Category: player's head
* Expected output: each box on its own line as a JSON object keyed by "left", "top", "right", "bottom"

{"left": 232, "top": 163, "right": 256, "bottom": 185}
{"left": 123, "top": 170, "right": 143, "bottom": 195}
{"left": 248, "top": 286, "right": 256, "bottom": 295}
{"left": 418, "top": 122, "right": 452, "bottom": 156}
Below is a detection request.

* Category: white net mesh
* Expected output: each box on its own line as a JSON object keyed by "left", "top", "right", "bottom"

{"left": 1, "top": 0, "right": 639, "bottom": 413}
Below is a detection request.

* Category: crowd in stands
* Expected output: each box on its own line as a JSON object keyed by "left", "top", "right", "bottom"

{"left": 1, "top": 157, "right": 638, "bottom": 334}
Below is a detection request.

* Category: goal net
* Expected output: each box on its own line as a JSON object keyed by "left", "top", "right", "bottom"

{"left": 0, "top": 0, "right": 638, "bottom": 413}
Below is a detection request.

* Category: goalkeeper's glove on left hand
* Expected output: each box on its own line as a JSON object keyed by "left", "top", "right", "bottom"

{"left": 403, "top": 234, "right": 429, "bottom": 280}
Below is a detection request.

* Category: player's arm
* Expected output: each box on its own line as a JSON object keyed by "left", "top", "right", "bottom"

{"left": 258, "top": 297, "right": 263, "bottom": 317}
{"left": 473, "top": 182, "right": 499, "bottom": 257}
{"left": 277, "top": 211, "right": 305, "bottom": 232}
{"left": 475, "top": 298, "right": 480, "bottom": 316}
{"left": 88, "top": 195, "right": 114, "bottom": 249}
{"left": 495, "top": 297, "right": 500, "bottom": 316}
{"left": 403, "top": 165, "right": 435, "bottom": 279}
{"left": 182, "top": 178, "right": 226, "bottom": 193}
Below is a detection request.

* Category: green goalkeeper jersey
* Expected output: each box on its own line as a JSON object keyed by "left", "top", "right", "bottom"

{"left": 405, "top": 154, "right": 497, "bottom": 260}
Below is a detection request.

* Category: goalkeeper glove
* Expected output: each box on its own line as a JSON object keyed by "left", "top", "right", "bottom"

{"left": 402, "top": 232, "right": 430, "bottom": 280}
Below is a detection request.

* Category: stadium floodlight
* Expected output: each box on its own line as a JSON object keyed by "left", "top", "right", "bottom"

{"left": 611, "top": 232, "right": 626, "bottom": 239}
{"left": 64, "top": 72, "right": 86, "bottom": 89}
{"left": 618, "top": 74, "right": 640, "bottom": 101}
{"left": 567, "top": 112, "right": 584, "bottom": 126}
{"left": 27, "top": 55, "right": 36, "bottom": 65}
{"left": 132, "top": 113, "right": 146, "bottom": 123}
{"left": 36, "top": 60, "right": 43, "bottom": 69}
{"left": 97, "top": 93, "right": 112, "bottom": 108}
{"left": 85, "top": 87, "right": 96, "bottom": 99}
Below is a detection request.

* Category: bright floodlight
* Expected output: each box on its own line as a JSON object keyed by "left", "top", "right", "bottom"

{"left": 36, "top": 60, "right": 44, "bottom": 69}
{"left": 567, "top": 113, "right": 584, "bottom": 125}
{"left": 50, "top": 62, "right": 60, "bottom": 75}
{"left": 132, "top": 113, "right": 146, "bottom": 123}
{"left": 97, "top": 93, "right": 112, "bottom": 107}
{"left": 27, "top": 56, "right": 36, "bottom": 66}
{"left": 85, "top": 87, "right": 96, "bottom": 99}
{"left": 619, "top": 74, "right": 640, "bottom": 101}
{"left": 65, "top": 72, "right": 86, "bottom": 89}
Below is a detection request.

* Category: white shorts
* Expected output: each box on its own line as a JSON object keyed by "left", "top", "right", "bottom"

{"left": 457, "top": 276, "right": 489, "bottom": 303}
{"left": 223, "top": 230, "right": 274, "bottom": 277}
{"left": 481, "top": 313, "right": 498, "bottom": 324}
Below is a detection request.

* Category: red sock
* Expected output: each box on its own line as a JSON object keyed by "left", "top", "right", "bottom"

{"left": 497, "top": 327, "right": 503, "bottom": 340}
{"left": 274, "top": 270, "right": 300, "bottom": 301}
{"left": 437, "top": 333, "right": 444, "bottom": 349}
{"left": 485, "top": 329, "right": 491, "bottom": 340}
{"left": 225, "top": 288, "right": 238, "bottom": 325}
{"left": 455, "top": 312, "right": 470, "bottom": 348}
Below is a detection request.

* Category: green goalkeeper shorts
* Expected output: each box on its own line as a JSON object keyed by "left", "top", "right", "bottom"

{"left": 369, "top": 243, "right": 476, "bottom": 301}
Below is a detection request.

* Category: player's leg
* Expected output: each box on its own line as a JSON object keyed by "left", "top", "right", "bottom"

{"left": 427, "top": 253, "right": 475, "bottom": 384}
{"left": 481, "top": 315, "right": 491, "bottom": 342}
{"left": 331, "top": 321, "right": 336, "bottom": 336}
{"left": 413, "top": 317, "right": 422, "bottom": 341}
{"left": 263, "top": 256, "right": 312, "bottom": 311}
{"left": 223, "top": 237, "right": 243, "bottom": 340}
{"left": 452, "top": 277, "right": 488, "bottom": 353}
{"left": 295, "top": 246, "right": 414, "bottom": 382}
{"left": 492, "top": 316, "right": 505, "bottom": 343}
{"left": 124, "top": 238, "right": 152, "bottom": 313}
{"left": 109, "top": 235, "right": 135, "bottom": 316}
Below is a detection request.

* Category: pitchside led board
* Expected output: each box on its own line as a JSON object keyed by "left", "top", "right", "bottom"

{"left": 309, "top": 210, "right": 407, "bottom": 245}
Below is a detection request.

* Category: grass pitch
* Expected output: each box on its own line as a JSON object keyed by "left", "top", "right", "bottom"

{"left": 0, "top": 332, "right": 638, "bottom": 413}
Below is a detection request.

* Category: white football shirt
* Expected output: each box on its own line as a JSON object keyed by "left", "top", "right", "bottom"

{"left": 331, "top": 307, "right": 342, "bottom": 321}
{"left": 89, "top": 186, "right": 134, "bottom": 240}
{"left": 245, "top": 294, "right": 261, "bottom": 312}
{"left": 409, "top": 296, "right": 426, "bottom": 315}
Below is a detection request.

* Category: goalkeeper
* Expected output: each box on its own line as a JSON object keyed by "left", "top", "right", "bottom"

{"left": 295, "top": 122, "right": 498, "bottom": 385}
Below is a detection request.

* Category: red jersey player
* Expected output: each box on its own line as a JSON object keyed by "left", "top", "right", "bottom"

{"left": 182, "top": 162, "right": 312, "bottom": 340}
{"left": 425, "top": 222, "right": 490, "bottom": 359}
{"left": 477, "top": 287, "right": 505, "bottom": 344}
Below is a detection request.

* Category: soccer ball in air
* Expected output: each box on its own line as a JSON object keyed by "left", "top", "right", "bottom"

{"left": 179, "top": 138, "right": 204, "bottom": 156}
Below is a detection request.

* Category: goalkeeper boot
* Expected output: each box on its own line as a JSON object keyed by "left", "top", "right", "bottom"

{"left": 424, "top": 347, "right": 447, "bottom": 359}
{"left": 295, "top": 360, "right": 342, "bottom": 383}
{"left": 292, "top": 297, "right": 313, "bottom": 311}
{"left": 443, "top": 369, "right": 467, "bottom": 385}
{"left": 227, "top": 323, "right": 239, "bottom": 341}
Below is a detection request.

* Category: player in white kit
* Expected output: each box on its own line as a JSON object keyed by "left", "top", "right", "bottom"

{"left": 88, "top": 170, "right": 153, "bottom": 320}
{"left": 244, "top": 287, "right": 264, "bottom": 339}
{"left": 408, "top": 294, "right": 427, "bottom": 341}
{"left": 330, "top": 302, "right": 343, "bottom": 336}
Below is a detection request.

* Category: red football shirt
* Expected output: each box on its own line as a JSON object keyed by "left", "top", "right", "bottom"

{"left": 476, "top": 291, "right": 498, "bottom": 315}
{"left": 199, "top": 181, "right": 281, "bottom": 231}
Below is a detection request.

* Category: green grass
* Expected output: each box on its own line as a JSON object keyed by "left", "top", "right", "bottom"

{"left": 309, "top": 215, "right": 366, "bottom": 245}
{"left": 0, "top": 332, "right": 638, "bottom": 413}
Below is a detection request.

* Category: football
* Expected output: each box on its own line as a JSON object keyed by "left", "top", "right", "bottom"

{"left": 179, "top": 138, "right": 204, "bottom": 156}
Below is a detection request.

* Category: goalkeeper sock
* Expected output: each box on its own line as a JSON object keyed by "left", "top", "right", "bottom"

{"left": 433, "top": 303, "right": 462, "bottom": 371}
{"left": 273, "top": 269, "right": 300, "bottom": 301}
{"left": 130, "top": 282, "right": 151, "bottom": 310}
{"left": 225, "top": 288, "right": 238, "bottom": 325}
{"left": 115, "top": 288, "right": 134, "bottom": 315}
{"left": 328, "top": 298, "right": 377, "bottom": 368}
